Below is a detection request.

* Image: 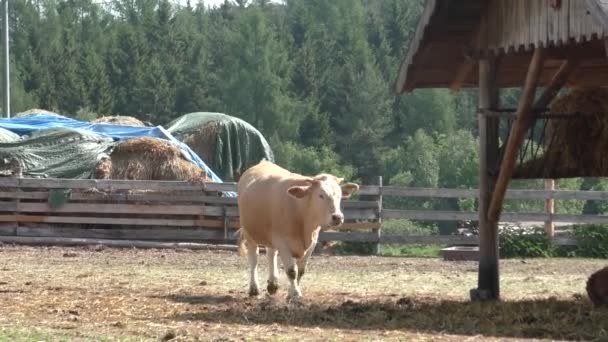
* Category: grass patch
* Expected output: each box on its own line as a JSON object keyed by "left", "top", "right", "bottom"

{"left": 380, "top": 244, "right": 445, "bottom": 257}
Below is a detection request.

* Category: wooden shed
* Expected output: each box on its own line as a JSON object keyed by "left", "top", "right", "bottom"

{"left": 394, "top": 0, "right": 608, "bottom": 301}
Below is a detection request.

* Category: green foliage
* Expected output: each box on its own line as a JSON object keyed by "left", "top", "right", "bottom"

{"left": 572, "top": 224, "right": 608, "bottom": 258}
{"left": 380, "top": 244, "right": 444, "bottom": 258}
{"left": 271, "top": 137, "right": 356, "bottom": 180}
{"left": 499, "top": 225, "right": 553, "bottom": 258}
{"left": 381, "top": 219, "right": 438, "bottom": 236}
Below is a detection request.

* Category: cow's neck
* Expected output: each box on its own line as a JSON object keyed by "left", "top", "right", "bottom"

{"left": 295, "top": 198, "right": 322, "bottom": 251}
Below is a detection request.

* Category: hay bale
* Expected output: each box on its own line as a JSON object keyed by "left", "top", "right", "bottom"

{"left": 515, "top": 87, "right": 608, "bottom": 178}
{"left": 14, "top": 108, "right": 62, "bottom": 117}
{"left": 182, "top": 122, "right": 219, "bottom": 166}
{"left": 0, "top": 127, "right": 19, "bottom": 143}
{"left": 95, "top": 137, "right": 210, "bottom": 182}
{"left": 587, "top": 266, "right": 608, "bottom": 307}
{"left": 93, "top": 116, "right": 146, "bottom": 127}
{"left": 548, "top": 87, "right": 608, "bottom": 175}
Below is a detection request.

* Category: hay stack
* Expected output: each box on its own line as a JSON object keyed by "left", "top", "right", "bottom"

{"left": 93, "top": 116, "right": 146, "bottom": 127}
{"left": 515, "top": 87, "right": 608, "bottom": 178}
{"left": 14, "top": 108, "right": 62, "bottom": 117}
{"left": 587, "top": 266, "right": 608, "bottom": 307}
{"left": 94, "top": 137, "right": 210, "bottom": 182}
{"left": 548, "top": 87, "right": 608, "bottom": 175}
{"left": 181, "top": 121, "right": 219, "bottom": 166}
{"left": 0, "top": 127, "right": 19, "bottom": 143}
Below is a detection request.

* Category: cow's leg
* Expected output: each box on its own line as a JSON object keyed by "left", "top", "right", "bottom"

{"left": 266, "top": 247, "right": 279, "bottom": 295}
{"left": 276, "top": 242, "right": 301, "bottom": 299}
{"left": 296, "top": 238, "right": 318, "bottom": 286}
{"left": 247, "top": 242, "right": 260, "bottom": 297}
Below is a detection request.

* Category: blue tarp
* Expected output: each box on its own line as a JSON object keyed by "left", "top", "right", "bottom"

{"left": 0, "top": 114, "right": 235, "bottom": 195}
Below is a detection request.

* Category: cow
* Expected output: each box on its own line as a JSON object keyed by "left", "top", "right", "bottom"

{"left": 236, "top": 160, "right": 359, "bottom": 299}
{"left": 587, "top": 266, "right": 608, "bottom": 307}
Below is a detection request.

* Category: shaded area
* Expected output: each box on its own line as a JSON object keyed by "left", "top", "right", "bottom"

{"left": 168, "top": 294, "right": 608, "bottom": 341}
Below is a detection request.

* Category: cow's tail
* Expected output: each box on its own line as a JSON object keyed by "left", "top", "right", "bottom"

{"left": 234, "top": 228, "right": 248, "bottom": 256}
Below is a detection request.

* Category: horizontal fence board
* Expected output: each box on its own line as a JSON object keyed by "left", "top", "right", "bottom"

{"left": 0, "top": 236, "right": 239, "bottom": 251}
{"left": 382, "top": 187, "right": 478, "bottom": 198}
{"left": 0, "top": 178, "right": 209, "bottom": 192}
{"left": 14, "top": 226, "right": 233, "bottom": 241}
{"left": 357, "top": 185, "right": 381, "bottom": 196}
{"left": 319, "top": 231, "right": 378, "bottom": 243}
{"left": 17, "top": 203, "right": 207, "bottom": 215}
{"left": 380, "top": 234, "right": 479, "bottom": 245}
{"left": 0, "top": 202, "right": 17, "bottom": 211}
{"left": 13, "top": 215, "right": 237, "bottom": 228}
{"left": 382, "top": 209, "right": 477, "bottom": 221}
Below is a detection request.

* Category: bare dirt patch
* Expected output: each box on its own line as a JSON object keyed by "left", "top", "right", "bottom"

{"left": 0, "top": 245, "right": 605, "bottom": 341}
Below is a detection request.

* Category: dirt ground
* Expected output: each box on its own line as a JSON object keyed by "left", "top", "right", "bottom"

{"left": 0, "top": 244, "right": 606, "bottom": 341}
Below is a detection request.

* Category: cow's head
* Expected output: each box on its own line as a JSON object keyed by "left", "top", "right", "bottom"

{"left": 287, "top": 174, "right": 359, "bottom": 227}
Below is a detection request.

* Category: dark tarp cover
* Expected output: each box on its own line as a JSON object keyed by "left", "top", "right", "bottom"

{"left": 0, "top": 127, "right": 114, "bottom": 179}
{"left": 167, "top": 112, "right": 274, "bottom": 182}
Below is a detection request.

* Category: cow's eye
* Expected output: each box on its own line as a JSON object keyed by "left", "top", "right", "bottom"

{"left": 319, "top": 194, "right": 324, "bottom": 199}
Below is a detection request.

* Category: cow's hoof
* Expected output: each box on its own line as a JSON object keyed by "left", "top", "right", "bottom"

{"left": 287, "top": 288, "right": 302, "bottom": 300}
{"left": 249, "top": 287, "right": 260, "bottom": 297}
{"left": 267, "top": 281, "right": 279, "bottom": 295}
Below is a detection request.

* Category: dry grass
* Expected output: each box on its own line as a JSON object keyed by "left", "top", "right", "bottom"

{"left": 517, "top": 87, "right": 608, "bottom": 178}
{"left": 0, "top": 245, "right": 606, "bottom": 341}
{"left": 93, "top": 116, "right": 146, "bottom": 127}
{"left": 94, "top": 137, "right": 210, "bottom": 182}
{"left": 181, "top": 122, "right": 219, "bottom": 167}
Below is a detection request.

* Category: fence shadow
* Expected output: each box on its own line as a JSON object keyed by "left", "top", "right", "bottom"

{"left": 166, "top": 294, "right": 607, "bottom": 340}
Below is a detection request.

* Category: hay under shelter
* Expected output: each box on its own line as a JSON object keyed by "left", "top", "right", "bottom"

{"left": 93, "top": 116, "right": 146, "bottom": 127}
{"left": 94, "top": 137, "right": 211, "bottom": 182}
{"left": 513, "top": 87, "right": 608, "bottom": 178}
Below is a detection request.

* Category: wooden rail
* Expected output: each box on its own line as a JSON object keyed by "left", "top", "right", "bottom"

{"left": 0, "top": 177, "right": 605, "bottom": 250}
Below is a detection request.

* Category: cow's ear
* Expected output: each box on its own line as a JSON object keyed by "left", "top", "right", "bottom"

{"left": 288, "top": 185, "right": 311, "bottom": 199}
{"left": 341, "top": 183, "right": 359, "bottom": 198}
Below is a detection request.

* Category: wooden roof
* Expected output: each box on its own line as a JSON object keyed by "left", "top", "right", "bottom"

{"left": 394, "top": 0, "right": 608, "bottom": 94}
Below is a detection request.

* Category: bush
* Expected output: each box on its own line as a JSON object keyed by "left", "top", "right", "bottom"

{"left": 498, "top": 225, "right": 553, "bottom": 258}
{"left": 572, "top": 224, "right": 608, "bottom": 258}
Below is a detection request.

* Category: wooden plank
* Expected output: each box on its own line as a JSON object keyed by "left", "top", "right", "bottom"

{"left": 380, "top": 234, "right": 479, "bottom": 245}
{"left": 334, "top": 222, "right": 381, "bottom": 230}
{"left": 0, "top": 214, "right": 16, "bottom": 222}
{"left": 318, "top": 231, "right": 378, "bottom": 243}
{"left": 487, "top": 47, "right": 545, "bottom": 223}
{"left": 0, "top": 236, "right": 240, "bottom": 251}
{"left": 14, "top": 226, "right": 232, "bottom": 241}
{"left": 17, "top": 202, "right": 208, "bottom": 215}
{"left": 382, "top": 209, "right": 477, "bottom": 221}
{"left": 0, "top": 202, "right": 17, "bottom": 211}
{"left": 382, "top": 187, "right": 478, "bottom": 198}
{"left": 533, "top": 59, "right": 580, "bottom": 110}
{"left": 14, "top": 215, "right": 236, "bottom": 228}
{"left": 0, "top": 224, "right": 16, "bottom": 235}
{"left": 0, "top": 178, "right": 210, "bottom": 191}
{"left": 357, "top": 185, "right": 381, "bottom": 196}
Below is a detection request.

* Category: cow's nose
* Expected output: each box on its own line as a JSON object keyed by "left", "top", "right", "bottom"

{"left": 332, "top": 213, "right": 344, "bottom": 225}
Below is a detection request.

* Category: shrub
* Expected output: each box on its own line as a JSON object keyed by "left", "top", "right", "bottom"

{"left": 498, "top": 225, "right": 553, "bottom": 258}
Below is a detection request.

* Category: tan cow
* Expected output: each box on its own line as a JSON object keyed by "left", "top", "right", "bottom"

{"left": 237, "top": 160, "right": 359, "bottom": 299}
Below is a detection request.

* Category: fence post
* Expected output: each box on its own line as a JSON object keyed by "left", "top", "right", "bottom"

{"left": 372, "top": 176, "right": 383, "bottom": 255}
{"left": 544, "top": 179, "right": 555, "bottom": 238}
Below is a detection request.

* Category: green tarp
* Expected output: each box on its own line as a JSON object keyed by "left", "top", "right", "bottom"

{"left": 167, "top": 112, "right": 274, "bottom": 182}
{"left": 0, "top": 127, "right": 114, "bottom": 179}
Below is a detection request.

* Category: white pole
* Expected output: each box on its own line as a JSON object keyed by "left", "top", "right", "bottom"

{"left": 2, "top": 0, "right": 9, "bottom": 118}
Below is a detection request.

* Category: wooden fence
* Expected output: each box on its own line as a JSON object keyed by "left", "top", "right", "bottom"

{"left": 1, "top": 177, "right": 608, "bottom": 250}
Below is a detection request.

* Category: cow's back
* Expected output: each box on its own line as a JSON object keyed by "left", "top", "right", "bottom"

{"left": 237, "top": 161, "right": 308, "bottom": 246}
